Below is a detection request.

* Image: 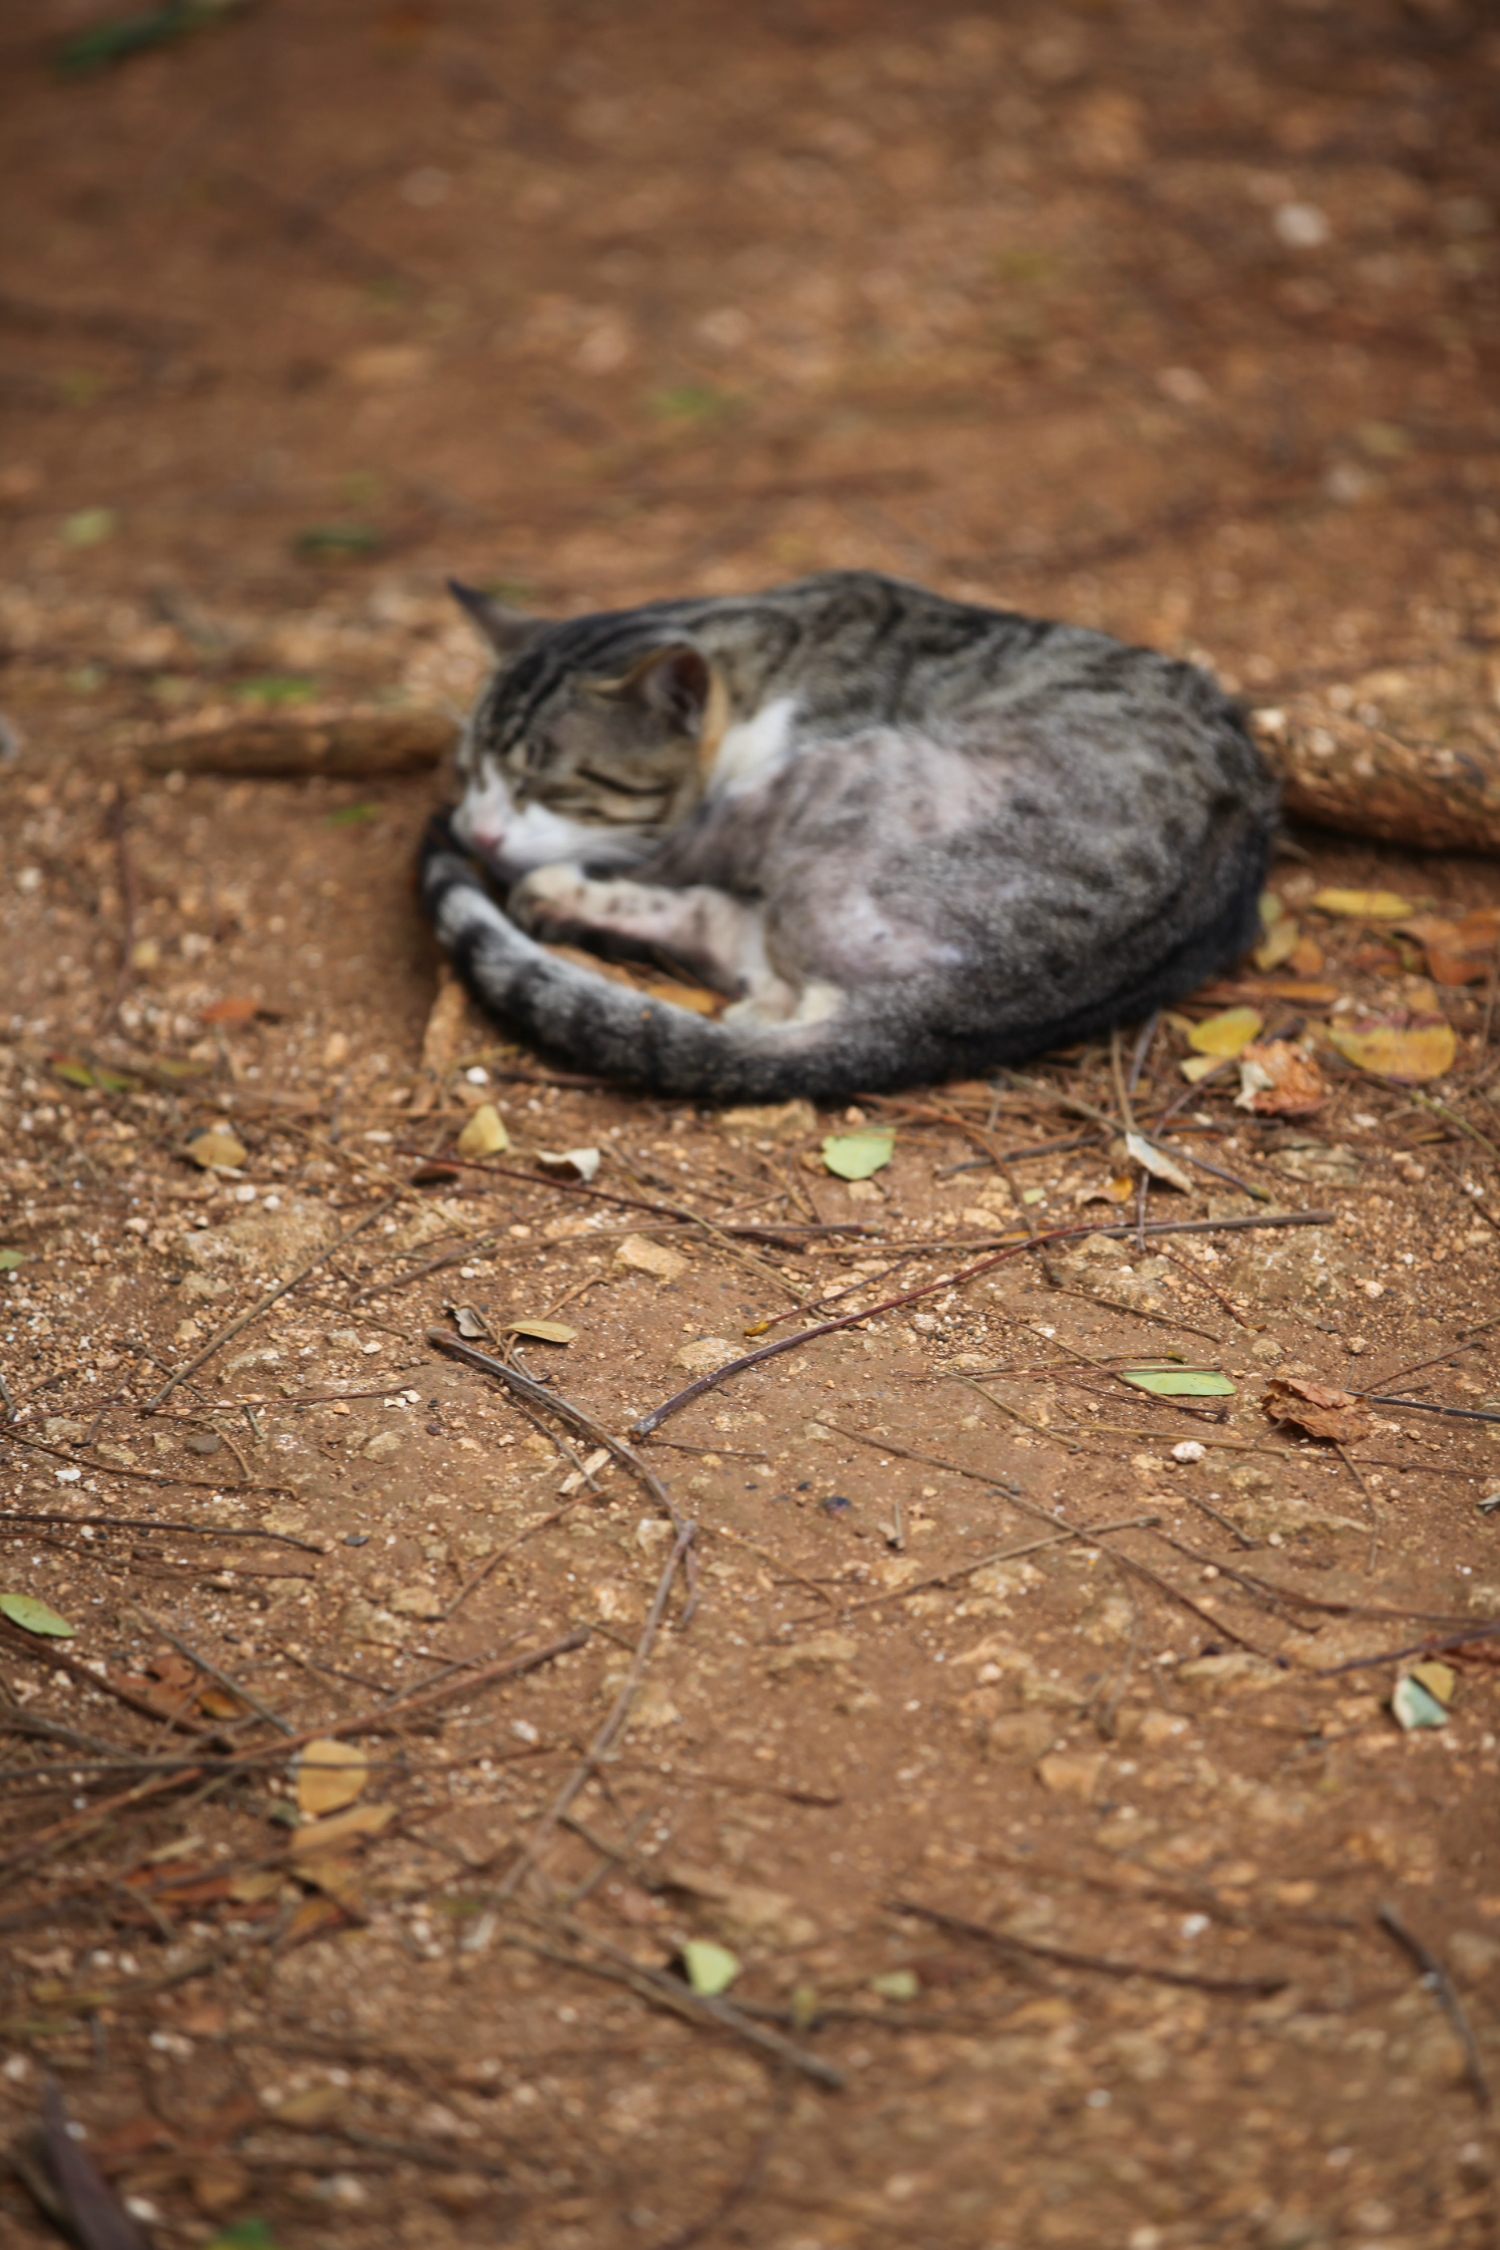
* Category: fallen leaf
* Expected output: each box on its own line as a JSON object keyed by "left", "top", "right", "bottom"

{"left": 870, "top": 1968, "right": 920, "bottom": 2001}
{"left": 456, "top": 1103, "right": 509, "bottom": 1157}
{"left": 447, "top": 1302, "right": 493, "bottom": 1340}
{"left": 1234, "top": 1041, "right": 1327, "bottom": 1117}
{"left": 288, "top": 1801, "right": 395, "bottom": 1855}
{"left": 1119, "top": 1367, "right": 1236, "bottom": 1397}
{"left": 1327, "top": 1018, "right": 1456, "bottom": 1083}
{"left": 1312, "top": 888, "right": 1412, "bottom": 919}
{"left": 1391, "top": 1676, "right": 1448, "bottom": 1731}
{"left": 184, "top": 1127, "right": 249, "bottom": 1172}
{"left": 0, "top": 1592, "right": 76, "bottom": 1637}
{"left": 681, "top": 1938, "right": 740, "bottom": 1995}
{"left": 294, "top": 1738, "right": 369, "bottom": 1818}
{"left": 1400, "top": 909, "right": 1500, "bottom": 987}
{"left": 821, "top": 1129, "right": 895, "bottom": 1180}
{"left": 504, "top": 1318, "right": 577, "bottom": 1345}
{"left": 268, "top": 2083, "right": 347, "bottom": 2128}
{"left": 1178, "top": 1054, "right": 1229, "bottom": 1084}
{"left": 0, "top": 1249, "right": 23, "bottom": 1271}
{"left": 615, "top": 1235, "right": 687, "bottom": 1283}
{"left": 1262, "top": 1375, "right": 1371, "bottom": 1442}
{"left": 202, "top": 2212, "right": 282, "bottom": 2250}
{"left": 1410, "top": 1659, "right": 1456, "bottom": 1707}
{"left": 200, "top": 995, "right": 261, "bottom": 1025}
{"left": 1124, "top": 1130, "right": 1195, "bottom": 1193}
{"left": 1253, "top": 917, "right": 1300, "bottom": 972}
{"left": 535, "top": 1145, "right": 600, "bottom": 1182}
{"left": 1187, "top": 1005, "right": 1263, "bottom": 1057}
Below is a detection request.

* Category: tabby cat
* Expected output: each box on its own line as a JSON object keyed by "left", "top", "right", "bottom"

{"left": 420, "top": 570, "right": 1276, "bottom": 1101}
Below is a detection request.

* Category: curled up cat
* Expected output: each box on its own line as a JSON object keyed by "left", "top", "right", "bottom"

{"left": 420, "top": 570, "right": 1277, "bottom": 1102}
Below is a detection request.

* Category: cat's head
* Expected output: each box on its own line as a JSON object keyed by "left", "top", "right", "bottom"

{"left": 449, "top": 583, "right": 720, "bottom": 881}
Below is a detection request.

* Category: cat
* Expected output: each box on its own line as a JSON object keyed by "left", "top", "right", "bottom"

{"left": 420, "top": 569, "right": 1276, "bottom": 1101}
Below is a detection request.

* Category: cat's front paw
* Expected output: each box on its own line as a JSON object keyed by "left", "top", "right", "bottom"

{"left": 508, "top": 862, "right": 591, "bottom": 938}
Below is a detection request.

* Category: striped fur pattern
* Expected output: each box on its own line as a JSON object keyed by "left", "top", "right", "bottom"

{"left": 421, "top": 570, "right": 1277, "bottom": 1101}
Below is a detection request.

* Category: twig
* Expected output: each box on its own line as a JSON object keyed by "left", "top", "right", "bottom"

{"left": 440, "top": 1501, "right": 584, "bottom": 1621}
{"left": 1101, "top": 1542, "right": 1286, "bottom": 1659}
{"left": 351, "top": 1233, "right": 496, "bottom": 1305}
{"left": 1408, "top": 1090, "right": 1500, "bottom": 1166}
{"left": 126, "top": 1603, "right": 293, "bottom": 1736}
{"left": 147, "top": 1196, "right": 403, "bottom": 1406}
{"left": 809, "top": 1419, "right": 1024, "bottom": 1496}
{"left": 1378, "top": 1903, "right": 1490, "bottom": 2109}
{"left": 0, "top": 1510, "right": 324, "bottom": 1552}
{"left": 647, "top": 2076, "right": 789, "bottom": 2250}
{"left": 1355, "top": 1394, "right": 1500, "bottom": 1427}
{"left": 488, "top": 1525, "right": 696, "bottom": 1904}
{"left": 425, "top": 1328, "right": 693, "bottom": 1538}
{"left": 514, "top": 1916, "right": 844, "bottom": 2090}
{"left": 820, "top": 1514, "right": 1159, "bottom": 1620}
{"left": 94, "top": 788, "right": 140, "bottom": 1039}
{"left": 891, "top": 1898, "right": 1287, "bottom": 1995}
{"left": 631, "top": 1209, "right": 1334, "bottom": 1438}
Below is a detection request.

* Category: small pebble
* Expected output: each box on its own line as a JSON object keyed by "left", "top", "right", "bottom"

{"left": 1172, "top": 1440, "right": 1206, "bottom": 1463}
{"left": 344, "top": 1532, "right": 369, "bottom": 1547}
{"left": 184, "top": 1430, "right": 220, "bottom": 1456}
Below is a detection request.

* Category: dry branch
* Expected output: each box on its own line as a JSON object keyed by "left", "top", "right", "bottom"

{"left": 1256, "top": 700, "right": 1500, "bottom": 855}
{"left": 143, "top": 709, "right": 453, "bottom": 779}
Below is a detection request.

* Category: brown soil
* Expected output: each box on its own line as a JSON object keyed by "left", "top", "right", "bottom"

{"left": 3, "top": 5, "right": 1500, "bottom": 2249}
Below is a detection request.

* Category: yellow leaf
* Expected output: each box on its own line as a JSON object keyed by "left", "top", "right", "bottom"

{"left": 1410, "top": 1659, "right": 1455, "bottom": 1707}
{"left": 288, "top": 1800, "right": 394, "bottom": 1855}
{"left": 1258, "top": 891, "right": 1285, "bottom": 927}
{"left": 1311, "top": 888, "right": 1411, "bottom": 920}
{"left": 184, "top": 1128, "right": 248, "bottom": 1172}
{"left": 1252, "top": 917, "right": 1300, "bottom": 972}
{"left": 1178, "top": 1053, "right": 1227, "bottom": 1083}
{"left": 1327, "top": 1019, "right": 1456, "bottom": 1083}
{"left": 504, "top": 1318, "right": 577, "bottom": 1344}
{"left": 294, "top": 1738, "right": 369, "bottom": 1818}
{"left": 456, "top": 1103, "right": 509, "bottom": 1157}
{"left": 1187, "top": 1006, "right": 1263, "bottom": 1058}
{"left": 271, "top": 2083, "right": 347, "bottom": 2128}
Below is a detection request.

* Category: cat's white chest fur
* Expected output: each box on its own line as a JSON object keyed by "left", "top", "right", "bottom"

{"left": 707, "top": 695, "right": 798, "bottom": 793}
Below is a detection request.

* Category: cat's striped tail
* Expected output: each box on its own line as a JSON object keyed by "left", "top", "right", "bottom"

{"left": 419, "top": 818, "right": 893, "bottom": 1102}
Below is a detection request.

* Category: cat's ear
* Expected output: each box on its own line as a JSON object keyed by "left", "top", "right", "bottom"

{"left": 593, "top": 645, "right": 712, "bottom": 734}
{"left": 447, "top": 579, "right": 551, "bottom": 657}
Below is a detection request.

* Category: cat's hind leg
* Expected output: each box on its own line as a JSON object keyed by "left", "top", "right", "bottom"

{"left": 508, "top": 863, "right": 794, "bottom": 1008}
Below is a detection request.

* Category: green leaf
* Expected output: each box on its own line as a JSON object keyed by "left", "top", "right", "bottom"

{"left": 324, "top": 801, "right": 382, "bottom": 826}
{"left": 60, "top": 507, "right": 117, "bottom": 547}
{"left": 870, "top": 1969, "right": 919, "bottom": 2001}
{"left": 234, "top": 674, "right": 318, "bottom": 707}
{"left": 1391, "top": 1676, "right": 1448, "bottom": 1732}
{"left": 294, "top": 521, "right": 382, "bottom": 559}
{"left": 1118, "top": 1367, "right": 1237, "bottom": 1397}
{"left": 202, "top": 2221, "right": 281, "bottom": 2250}
{"left": 821, "top": 1129, "right": 895, "bottom": 1181}
{"left": 0, "top": 1250, "right": 23, "bottom": 1272}
{"left": 681, "top": 1939, "right": 740, "bottom": 1996}
{"left": 0, "top": 1593, "right": 76, "bottom": 1638}
{"left": 52, "top": 1058, "right": 96, "bottom": 1089}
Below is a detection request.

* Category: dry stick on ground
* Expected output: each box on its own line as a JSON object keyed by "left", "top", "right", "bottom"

{"left": 0, "top": 1509, "right": 323, "bottom": 1552}
{"left": 892, "top": 1897, "right": 1287, "bottom": 1996}
{"left": 0, "top": 1615, "right": 218, "bottom": 1739}
{"left": 933, "top": 1129, "right": 1108, "bottom": 1179}
{"left": 515, "top": 1914, "right": 845, "bottom": 2091}
{"left": 487, "top": 1524, "right": 696, "bottom": 1907}
{"left": 817, "top": 1515, "right": 1159, "bottom": 1623}
{"left": 440, "top": 1500, "right": 586, "bottom": 1621}
{"left": 1378, "top": 1904, "right": 1491, "bottom": 2110}
{"left": 632, "top": 1208, "right": 1333, "bottom": 1439}
{"left": 146, "top": 1195, "right": 403, "bottom": 1408}
{"left": 811, "top": 1419, "right": 1024, "bottom": 1497}
{"left": 955, "top": 1372, "right": 1083, "bottom": 1453}
{"left": 352, "top": 1231, "right": 498, "bottom": 1306}
{"left": 0, "top": 1629, "right": 589, "bottom": 1887}
{"left": 646, "top": 2075, "right": 791, "bottom": 2250}
{"left": 127, "top": 1602, "right": 293, "bottom": 1737}
{"left": 0, "top": 1428, "right": 298, "bottom": 1499}
{"left": 1099, "top": 1540, "right": 1287, "bottom": 1659}
{"left": 93, "top": 787, "right": 140, "bottom": 1039}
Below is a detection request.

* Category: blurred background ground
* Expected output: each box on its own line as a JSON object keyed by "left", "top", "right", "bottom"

{"left": 2, "top": 5, "right": 1500, "bottom": 2250}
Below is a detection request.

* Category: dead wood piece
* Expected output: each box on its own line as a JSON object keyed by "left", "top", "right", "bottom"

{"left": 892, "top": 1897, "right": 1288, "bottom": 1996}
{"left": 1378, "top": 1904, "right": 1490, "bottom": 2109}
{"left": 631, "top": 1208, "right": 1333, "bottom": 1438}
{"left": 1256, "top": 702, "right": 1500, "bottom": 856}
{"left": 142, "top": 709, "right": 453, "bottom": 779}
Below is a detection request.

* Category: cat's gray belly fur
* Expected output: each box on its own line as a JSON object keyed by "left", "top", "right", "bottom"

{"left": 421, "top": 570, "right": 1277, "bottom": 1101}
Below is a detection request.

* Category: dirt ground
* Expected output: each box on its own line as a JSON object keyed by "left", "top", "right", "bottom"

{"left": 3, "top": 4, "right": 1500, "bottom": 2248}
